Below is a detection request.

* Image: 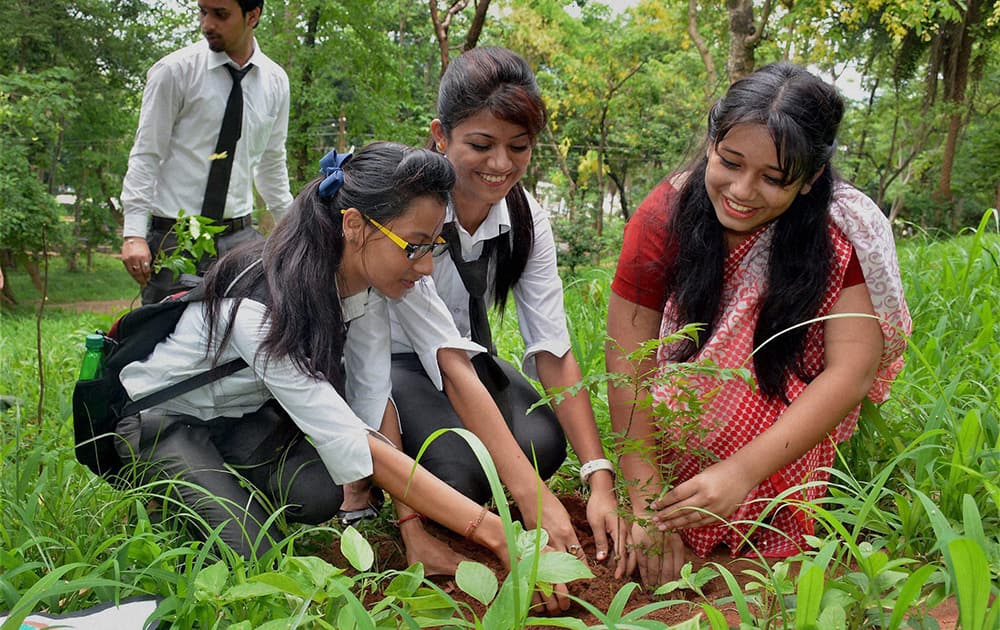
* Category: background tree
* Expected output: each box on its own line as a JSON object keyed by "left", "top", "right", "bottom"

{"left": 3, "top": 0, "right": 1000, "bottom": 296}
{"left": 0, "top": 0, "right": 178, "bottom": 292}
{"left": 429, "top": 0, "right": 491, "bottom": 74}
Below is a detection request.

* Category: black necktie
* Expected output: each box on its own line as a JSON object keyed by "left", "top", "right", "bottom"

{"left": 441, "top": 222, "right": 512, "bottom": 419}
{"left": 202, "top": 63, "right": 252, "bottom": 222}
{"left": 441, "top": 222, "right": 496, "bottom": 354}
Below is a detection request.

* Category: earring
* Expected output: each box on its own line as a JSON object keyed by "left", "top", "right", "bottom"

{"left": 436, "top": 143, "right": 445, "bottom": 152}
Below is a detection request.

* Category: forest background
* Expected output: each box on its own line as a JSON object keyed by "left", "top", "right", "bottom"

{"left": 2, "top": 0, "right": 999, "bottom": 299}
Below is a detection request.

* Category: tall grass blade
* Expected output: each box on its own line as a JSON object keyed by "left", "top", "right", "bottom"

{"left": 946, "top": 538, "right": 991, "bottom": 630}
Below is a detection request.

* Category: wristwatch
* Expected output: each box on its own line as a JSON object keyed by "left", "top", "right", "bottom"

{"left": 579, "top": 458, "right": 615, "bottom": 485}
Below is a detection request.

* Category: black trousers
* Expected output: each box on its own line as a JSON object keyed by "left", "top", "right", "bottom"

{"left": 141, "top": 222, "right": 262, "bottom": 305}
{"left": 392, "top": 353, "right": 566, "bottom": 504}
{"left": 114, "top": 401, "right": 341, "bottom": 559}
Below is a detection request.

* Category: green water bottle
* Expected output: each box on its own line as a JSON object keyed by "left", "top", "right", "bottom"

{"left": 79, "top": 333, "right": 105, "bottom": 380}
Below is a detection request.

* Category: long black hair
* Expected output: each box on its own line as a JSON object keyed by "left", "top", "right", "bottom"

{"left": 434, "top": 46, "right": 547, "bottom": 312}
{"left": 666, "top": 62, "right": 845, "bottom": 400}
{"left": 204, "top": 142, "right": 454, "bottom": 393}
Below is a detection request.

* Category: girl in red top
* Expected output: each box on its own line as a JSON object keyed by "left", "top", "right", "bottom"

{"left": 607, "top": 63, "right": 910, "bottom": 586}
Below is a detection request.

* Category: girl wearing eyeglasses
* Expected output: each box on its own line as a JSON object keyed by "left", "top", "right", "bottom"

{"left": 350, "top": 47, "right": 625, "bottom": 578}
{"left": 112, "top": 142, "right": 571, "bottom": 610}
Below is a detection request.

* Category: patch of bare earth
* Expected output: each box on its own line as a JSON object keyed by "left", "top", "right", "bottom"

{"left": 43, "top": 299, "right": 138, "bottom": 315}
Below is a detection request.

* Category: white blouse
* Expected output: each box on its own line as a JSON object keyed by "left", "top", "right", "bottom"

{"left": 119, "top": 292, "right": 389, "bottom": 485}
{"left": 349, "top": 192, "right": 572, "bottom": 389}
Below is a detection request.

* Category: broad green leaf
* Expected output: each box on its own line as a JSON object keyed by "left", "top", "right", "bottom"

{"left": 255, "top": 618, "right": 320, "bottom": 630}
{"left": 393, "top": 591, "right": 455, "bottom": 613}
{"left": 193, "top": 561, "right": 229, "bottom": 600}
{"left": 533, "top": 552, "right": 594, "bottom": 584}
{"left": 223, "top": 581, "right": 286, "bottom": 601}
{"left": 385, "top": 565, "right": 424, "bottom": 598}
{"left": 874, "top": 569, "right": 910, "bottom": 592}
{"left": 482, "top": 576, "right": 529, "bottom": 630}
{"left": 816, "top": 604, "right": 847, "bottom": 630}
{"left": 284, "top": 555, "right": 344, "bottom": 587}
{"left": 340, "top": 526, "right": 374, "bottom": 572}
{"left": 249, "top": 571, "right": 311, "bottom": 600}
{"left": 456, "top": 560, "right": 498, "bottom": 605}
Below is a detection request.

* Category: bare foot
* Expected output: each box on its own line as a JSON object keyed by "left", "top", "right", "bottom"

{"left": 401, "top": 523, "right": 471, "bottom": 577}
{"left": 341, "top": 479, "right": 373, "bottom": 511}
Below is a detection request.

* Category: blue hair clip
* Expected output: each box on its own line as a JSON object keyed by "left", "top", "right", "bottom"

{"left": 318, "top": 149, "right": 354, "bottom": 199}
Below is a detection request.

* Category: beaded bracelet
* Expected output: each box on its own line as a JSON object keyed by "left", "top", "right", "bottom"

{"left": 463, "top": 505, "right": 488, "bottom": 539}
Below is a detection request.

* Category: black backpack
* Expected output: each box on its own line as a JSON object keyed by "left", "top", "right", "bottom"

{"left": 72, "top": 284, "right": 247, "bottom": 487}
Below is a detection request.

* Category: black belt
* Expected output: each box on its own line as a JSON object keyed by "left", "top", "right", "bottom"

{"left": 151, "top": 214, "right": 252, "bottom": 236}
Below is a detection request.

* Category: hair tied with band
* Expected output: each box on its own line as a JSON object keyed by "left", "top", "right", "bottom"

{"left": 318, "top": 149, "right": 354, "bottom": 199}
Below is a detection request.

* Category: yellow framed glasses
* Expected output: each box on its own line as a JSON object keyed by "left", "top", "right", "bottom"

{"left": 342, "top": 210, "right": 448, "bottom": 260}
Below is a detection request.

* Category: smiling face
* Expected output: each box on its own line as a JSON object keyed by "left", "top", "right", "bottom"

{"left": 199, "top": 0, "right": 258, "bottom": 64}
{"left": 432, "top": 110, "right": 533, "bottom": 218}
{"left": 352, "top": 195, "right": 447, "bottom": 300}
{"left": 705, "top": 123, "right": 816, "bottom": 248}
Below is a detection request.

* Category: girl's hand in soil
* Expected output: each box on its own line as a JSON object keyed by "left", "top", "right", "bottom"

{"left": 586, "top": 480, "right": 627, "bottom": 578}
{"left": 649, "top": 460, "right": 754, "bottom": 530}
{"left": 626, "top": 522, "right": 686, "bottom": 586}
{"left": 519, "top": 485, "right": 583, "bottom": 557}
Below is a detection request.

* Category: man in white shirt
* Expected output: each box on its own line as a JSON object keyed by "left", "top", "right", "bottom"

{"left": 120, "top": 0, "right": 293, "bottom": 304}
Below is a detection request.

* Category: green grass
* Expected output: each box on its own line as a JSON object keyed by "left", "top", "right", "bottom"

{"left": 2, "top": 253, "right": 140, "bottom": 315}
{"left": 1, "top": 218, "right": 998, "bottom": 627}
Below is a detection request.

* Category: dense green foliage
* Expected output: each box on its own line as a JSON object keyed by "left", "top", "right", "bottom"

{"left": 2, "top": 1, "right": 999, "bottom": 301}
{"left": 1, "top": 217, "right": 997, "bottom": 626}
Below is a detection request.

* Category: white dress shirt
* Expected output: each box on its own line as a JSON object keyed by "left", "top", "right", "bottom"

{"left": 119, "top": 292, "right": 389, "bottom": 485}
{"left": 349, "top": 192, "right": 572, "bottom": 389}
{"left": 120, "top": 38, "right": 293, "bottom": 238}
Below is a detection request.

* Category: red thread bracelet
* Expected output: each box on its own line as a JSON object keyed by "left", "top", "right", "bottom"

{"left": 396, "top": 513, "right": 424, "bottom": 527}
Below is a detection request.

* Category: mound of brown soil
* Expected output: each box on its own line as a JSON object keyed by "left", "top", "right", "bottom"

{"left": 320, "top": 494, "right": 775, "bottom": 626}
{"left": 320, "top": 493, "right": 959, "bottom": 628}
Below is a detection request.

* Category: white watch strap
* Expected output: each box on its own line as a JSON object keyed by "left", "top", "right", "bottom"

{"left": 580, "top": 458, "right": 615, "bottom": 485}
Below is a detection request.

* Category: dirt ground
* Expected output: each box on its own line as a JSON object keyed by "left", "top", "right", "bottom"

{"left": 45, "top": 299, "right": 137, "bottom": 314}
{"left": 321, "top": 494, "right": 958, "bottom": 628}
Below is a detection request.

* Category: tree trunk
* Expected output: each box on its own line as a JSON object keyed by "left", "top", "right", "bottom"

{"left": 462, "top": 0, "right": 490, "bottom": 52}
{"left": 542, "top": 126, "right": 578, "bottom": 220}
{"left": 429, "top": 0, "right": 490, "bottom": 75}
{"left": 66, "top": 167, "right": 89, "bottom": 273}
{"left": 429, "top": 0, "right": 454, "bottom": 74}
{"left": 47, "top": 119, "right": 64, "bottom": 195}
{"left": 688, "top": 0, "right": 717, "bottom": 97}
{"left": 23, "top": 258, "right": 43, "bottom": 293}
{"left": 889, "top": 194, "right": 905, "bottom": 224}
{"left": 608, "top": 169, "right": 629, "bottom": 220}
{"left": 933, "top": 0, "right": 981, "bottom": 204}
{"left": 724, "top": 0, "right": 773, "bottom": 83}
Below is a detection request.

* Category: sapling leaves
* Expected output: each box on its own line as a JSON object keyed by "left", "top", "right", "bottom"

{"left": 340, "top": 526, "right": 374, "bottom": 572}
{"left": 152, "top": 210, "right": 228, "bottom": 279}
{"left": 456, "top": 560, "right": 498, "bottom": 605}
